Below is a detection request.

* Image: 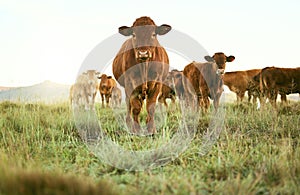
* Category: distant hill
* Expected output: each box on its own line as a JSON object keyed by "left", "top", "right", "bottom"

{"left": 0, "top": 81, "right": 71, "bottom": 103}
{"left": 0, "top": 86, "right": 14, "bottom": 91}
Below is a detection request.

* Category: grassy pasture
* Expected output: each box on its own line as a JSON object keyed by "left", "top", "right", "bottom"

{"left": 0, "top": 100, "right": 299, "bottom": 194}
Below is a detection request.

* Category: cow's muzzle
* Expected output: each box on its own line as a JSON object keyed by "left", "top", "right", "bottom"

{"left": 136, "top": 50, "right": 152, "bottom": 61}
{"left": 216, "top": 69, "right": 225, "bottom": 75}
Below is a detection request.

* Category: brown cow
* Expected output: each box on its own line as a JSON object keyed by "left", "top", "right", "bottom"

{"left": 112, "top": 16, "right": 171, "bottom": 134}
{"left": 254, "top": 66, "right": 300, "bottom": 108}
{"left": 183, "top": 53, "right": 235, "bottom": 112}
{"left": 70, "top": 70, "right": 100, "bottom": 110}
{"left": 111, "top": 86, "right": 122, "bottom": 108}
{"left": 98, "top": 74, "right": 117, "bottom": 108}
{"left": 157, "top": 70, "right": 181, "bottom": 108}
{"left": 223, "top": 69, "right": 261, "bottom": 104}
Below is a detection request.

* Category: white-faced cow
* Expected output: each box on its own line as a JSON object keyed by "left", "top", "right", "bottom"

{"left": 112, "top": 16, "right": 171, "bottom": 134}
{"left": 70, "top": 70, "right": 100, "bottom": 110}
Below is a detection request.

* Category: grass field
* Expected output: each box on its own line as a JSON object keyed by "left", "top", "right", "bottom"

{"left": 0, "top": 100, "right": 300, "bottom": 194}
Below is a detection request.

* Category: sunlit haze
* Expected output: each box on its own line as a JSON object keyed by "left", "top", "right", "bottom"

{"left": 1, "top": 0, "right": 299, "bottom": 87}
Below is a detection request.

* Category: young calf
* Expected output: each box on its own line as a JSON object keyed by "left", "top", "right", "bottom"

{"left": 98, "top": 74, "right": 117, "bottom": 108}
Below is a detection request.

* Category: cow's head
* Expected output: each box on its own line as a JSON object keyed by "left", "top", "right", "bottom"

{"left": 204, "top": 52, "right": 235, "bottom": 75}
{"left": 85, "top": 70, "right": 100, "bottom": 76}
{"left": 98, "top": 74, "right": 112, "bottom": 80}
{"left": 98, "top": 74, "right": 112, "bottom": 87}
{"left": 165, "top": 69, "right": 185, "bottom": 97}
{"left": 83, "top": 70, "right": 100, "bottom": 85}
{"left": 118, "top": 16, "right": 171, "bottom": 62}
{"left": 165, "top": 70, "right": 181, "bottom": 88}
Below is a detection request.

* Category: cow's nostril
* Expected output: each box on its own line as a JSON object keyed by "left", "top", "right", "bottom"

{"left": 140, "top": 56, "right": 148, "bottom": 61}
{"left": 136, "top": 50, "right": 152, "bottom": 61}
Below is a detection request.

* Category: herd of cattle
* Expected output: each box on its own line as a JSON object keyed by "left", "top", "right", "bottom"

{"left": 70, "top": 16, "right": 300, "bottom": 134}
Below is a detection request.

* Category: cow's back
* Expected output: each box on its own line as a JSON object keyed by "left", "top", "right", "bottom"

{"left": 183, "top": 62, "right": 218, "bottom": 96}
{"left": 224, "top": 69, "right": 261, "bottom": 91}
{"left": 223, "top": 71, "right": 248, "bottom": 91}
{"left": 262, "top": 67, "right": 300, "bottom": 92}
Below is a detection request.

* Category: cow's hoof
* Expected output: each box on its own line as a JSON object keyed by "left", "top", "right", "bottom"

{"left": 145, "top": 132, "right": 157, "bottom": 138}
{"left": 126, "top": 119, "right": 141, "bottom": 135}
{"left": 132, "top": 123, "right": 141, "bottom": 134}
{"left": 147, "top": 127, "right": 156, "bottom": 135}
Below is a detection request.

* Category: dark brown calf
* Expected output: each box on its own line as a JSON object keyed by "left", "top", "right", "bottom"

{"left": 254, "top": 67, "right": 300, "bottom": 108}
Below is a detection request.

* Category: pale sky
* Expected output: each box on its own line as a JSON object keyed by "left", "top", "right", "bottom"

{"left": 1, "top": 0, "right": 299, "bottom": 87}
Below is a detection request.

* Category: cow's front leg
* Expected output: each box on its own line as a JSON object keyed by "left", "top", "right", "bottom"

{"left": 146, "top": 100, "right": 156, "bottom": 134}
{"left": 129, "top": 95, "right": 143, "bottom": 134}
{"left": 105, "top": 94, "right": 110, "bottom": 108}
{"left": 91, "top": 92, "right": 96, "bottom": 110}
{"left": 84, "top": 94, "right": 89, "bottom": 110}
{"left": 146, "top": 82, "right": 161, "bottom": 134}
{"left": 213, "top": 92, "right": 222, "bottom": 110}
{"left": 125, "top": 96, "right": 133, "bottom": 133}
{"left": 101, "top": 94, "right": 105, "bottom": 108}
{"left": 199, "top": 96, "right": 209, "bottom": 113}
{"left": 269, "top": 90, "right": 278, "bottom": 109}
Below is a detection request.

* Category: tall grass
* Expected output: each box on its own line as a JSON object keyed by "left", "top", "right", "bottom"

{"left": 0, "top": 100, "right": 299, "bottom": 194}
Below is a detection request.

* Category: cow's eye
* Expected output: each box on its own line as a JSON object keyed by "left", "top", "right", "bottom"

{"left": 152, "top": 33, "right": 156, "bottom": 38}
{"left": 132, "top": 33, "right": 136, "bottom": 39}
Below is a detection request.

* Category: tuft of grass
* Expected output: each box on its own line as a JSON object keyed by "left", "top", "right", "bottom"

{"left": 0, "top": 163, "right": 117, "bottom": 195}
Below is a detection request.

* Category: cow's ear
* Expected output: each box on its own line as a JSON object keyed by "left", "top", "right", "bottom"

{"left": 156, "top": 24, "right": 171, "bottom": 35}
{"left": 204, "top": 55, "right": 214, "bottom": 62}
{"left": 119, "top": 26, "right": 132, "bottom": 36}
{"left": 107, "top": 76, "right": 112, "bottom": 79}
{"left": 97, "top": 76, "right": 102, "bottom": 79}
{"left": 226, "top": 55, "right": 235, "bottom": 62}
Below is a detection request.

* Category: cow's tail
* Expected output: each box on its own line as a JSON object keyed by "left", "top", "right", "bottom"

{"left": 260, "top": 71, "right": 270, "bottom": 97}
{"left": 258, "top": 70, "right": 268, "bottom": 107}
{"left": 259, "top": 72, "right": 263, "bottom": 95}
